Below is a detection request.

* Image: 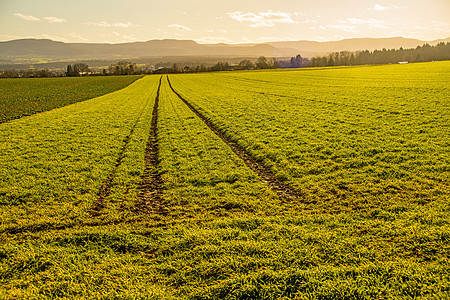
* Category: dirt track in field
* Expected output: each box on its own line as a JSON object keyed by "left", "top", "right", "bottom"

{"left": 133, "top": 76, "right": 166, "bottom": 215}
{"left": 91, "top": 134, "right": 134, "bottom": 216}
{"left": 166, "top": 76, "right": 302, "bottom": 201}
{"left": 91, "top": 118, "right": 143, "bottom": 216}
{"left": 90, "top": 79, "right": 154, "bottom": 217}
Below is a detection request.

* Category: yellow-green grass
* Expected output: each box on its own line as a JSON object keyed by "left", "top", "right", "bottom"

{"left": 0, "top": 75, "right": 160, "bottom": 232}
{"left": 1, "top": 63, "right": 449, "bottom": 299}
{"left": 158, "top": 76, "right": 276, "bottom": 217}
{"left": 168, "top": 61, "right": 450, "bottom": 212}
{"left": 0, "top": 75, "right": 142, "bottom": 123}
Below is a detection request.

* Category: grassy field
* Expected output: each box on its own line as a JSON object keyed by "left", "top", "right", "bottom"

{"left": 169, "top": 62, "right": 450, "bottom": 212}
{"left": 0, "top": 75, "right": 159, "bottom": 231}
{"left": 0, "top": 75, "right": 142, "bottom": 123}
{"left": 1, "top": 62, "right": 449, "bottom": 299}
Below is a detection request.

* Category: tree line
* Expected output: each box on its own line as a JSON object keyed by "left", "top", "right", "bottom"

{"left": 66, "top": 61, "right": 152, "bottom": 76}
{"left": 1, "top": 42, "right": 449, "bottom": 78}
{"left": 169, "top": 56, "right": 279, "bottom": 73}
{"left": 309, "top": 42, "right": 450, "bottom": 67}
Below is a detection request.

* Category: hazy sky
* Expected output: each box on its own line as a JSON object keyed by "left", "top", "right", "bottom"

{"left": 1, "top": 0, "right": 449, "bottom": 44}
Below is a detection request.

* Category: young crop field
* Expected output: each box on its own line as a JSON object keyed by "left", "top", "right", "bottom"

{"left": 0, "top": 75, "right": 142, "bottom": 123}
{"left": 1, "top": 62, "right": 449, "bottom": 299}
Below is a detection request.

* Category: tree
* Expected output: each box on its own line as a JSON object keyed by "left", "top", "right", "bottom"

{"left": 67, "top": 63, "right": 89, "bottom": 76}
{"left": 256, "top": 56, "right": 269, "bottom": 69}
{"left": 73, "top": 63, "right": 89, "bottom": 76}
{"left": 289, "top": 54, "right": 303, "bottom": 68}
{"left": 109, "top": 61, "right": 135, "bottom": 75}
{"left": 210, "top": 62, "right": 229, "bottom": 71}
{"left": 349, "top": 53, "right": 356, "bottom": 65}
{"left": 66, "top": 65, "right": 73, "bottom": 76}
{"left": 327, "top": 55, "right": 334, "bottom": 66}
{"left": 238, "top": 59, "right": 254, "bottom": 70}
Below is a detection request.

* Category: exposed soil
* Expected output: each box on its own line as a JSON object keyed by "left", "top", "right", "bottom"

{"left": 90, "top": 135, "right": 132, "bottom": 216}
{"left": 90, "top": 84, "right": 152, "bottom": 217}
{"left": 133, "top": 76, "right": 166, "bottom": 214}
{"left": 166, "top": 76, "right": 303, "bottom": 201}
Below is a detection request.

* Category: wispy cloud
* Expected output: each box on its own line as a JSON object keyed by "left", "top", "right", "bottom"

{"left": 44, "top": 16, "right": 67, "bottom": 23}
{"left": 85, "top": 21, "right": 140, "bottom": 28}
{"left": 14, "top": 13, "right": 40, "bottom": 21}
{"left": 227, "top": 10, "right": 298, "bottom": 27}
{"left": 195, "top": 36, "right": 233, "bottom": 44}
{"left": 343, "top": 18, "right": 389, "bottom": 29}
{"left": 101, "top": 31, "right": 139, "bottom": 43}
{"left": 258, "top": 36, "right": 297, "bottom": 42}
{"left": 323, "top": 18, "right": 389, "bottom": 33}
{"left": 367, "top": 4, "right": 402, "bottom": 11}
{"left": 327, "top": 24, "right": 358, "bottom": 33}
{"left": 69, "top": 32, "right": 88, "bottom": 42}
{"left": 14, "top": 13, "right": 67, "bottom": 23}
{"left": 168, "top": 24, "right": 192, "bottom": 31}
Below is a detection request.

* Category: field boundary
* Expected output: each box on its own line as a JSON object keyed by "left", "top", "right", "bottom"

{"left": 0, "top": 75, "right": 143, "bottom": 124}
{"left": 166, "top": 76, "right": 302, "bottom": 201}
{"left": 133, "top": 76, "right": 166, "bottom": 214}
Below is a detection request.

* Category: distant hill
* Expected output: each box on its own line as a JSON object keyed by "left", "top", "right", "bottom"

{"left": 0, "top": 39, "right": 300, "bottom": 64}
{"left": 265, "top": 37, "right": 450, "bottom": 53}
{"left": 0, "top": 37, "right": 448, "bottom": 65}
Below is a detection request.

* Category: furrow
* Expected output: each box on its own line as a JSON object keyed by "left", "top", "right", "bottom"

{"left": 90, "top": 87, "right": 152, "bottom": 216}
{"left": 134, "top": 76, "right": 166, "bottom": 214}
{"left": 166, "top": 76, "right": 302, "bottom": 201}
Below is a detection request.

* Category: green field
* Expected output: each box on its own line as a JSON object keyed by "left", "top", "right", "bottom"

{"left": 1, "top": 62, "right": 449, "bottom": 299}
{"left": 0, "top": 75, "right": 142, "bottom": 123}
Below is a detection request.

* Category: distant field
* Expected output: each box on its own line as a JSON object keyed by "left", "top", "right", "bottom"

{"left": 0, "top": 75, "right": 142, "bottom": 123}
{"left": 1, "top": 62, "right": 449, "bottom": 299}
{"left": 169, "top": 62, "right": 450, "bottom": 212}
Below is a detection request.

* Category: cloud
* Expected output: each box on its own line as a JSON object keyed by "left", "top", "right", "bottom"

{"left": 101, "top": 31, "right": 139, "bottom": 43}
{"left": 367, "top": 4, "right": 401, "bottom": 11}
{"left": 85, "top": 21, "right": 140, "bottom": 28}
{"left": 14, "top": 13, "right": 40, "bottom": 21}
{"left": 14, "top": 13, "right": 67, "bottom": 23}
{"left": 344, "top": 18, "right": 388, "bottom": 29}
{"left": 44, "top": 16, "right": 67, "bottom": 23}
{"left": 258, "top": 36, "right": 297, "bottom": 42}
{"left": 69, "top": 33, "right": 88, "bottom": 41}
{"left": 168, "top": 24, "right": 192, "bottom": 31}
{"left": 324, "top": 18, "right": 389, "bottom": 33}
{"left": 327, "top": 24, "right": 358, "bottom": 33}
{"left": 240, "top": 37, "right": 254, "bottom": 43}
{"left": 194, "top": 36, "right": 233, "bottom": 44}
{"left": 227, "top": 10, "right": 298, "bottom": 27}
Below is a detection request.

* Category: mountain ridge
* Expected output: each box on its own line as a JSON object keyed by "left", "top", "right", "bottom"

{"left": 0, "top": 37, "right": 448, "bottom": 64}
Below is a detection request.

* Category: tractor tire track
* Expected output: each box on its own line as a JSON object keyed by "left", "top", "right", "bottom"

{"left": 133, "top": 76, "right": 166, "bottom": 214}
{"left": 166, "top": 76, "right": 302, "bottom": 201}
{"left": 90, "top": 82, "right": 155, "bottom": 216}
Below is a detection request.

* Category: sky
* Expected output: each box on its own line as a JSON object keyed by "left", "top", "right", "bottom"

{"left": 1, "top": 0, "right": 449, "bottom": 44}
